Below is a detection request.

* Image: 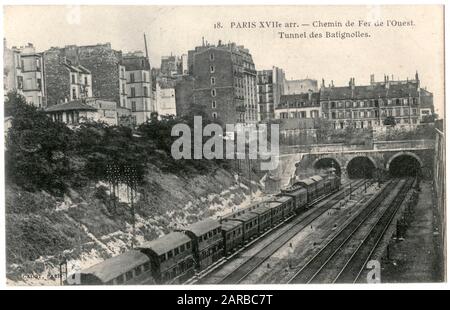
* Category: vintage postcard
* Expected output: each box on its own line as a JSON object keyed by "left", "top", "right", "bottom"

{"left": 1, "top": 3, "right": 446, "bottom": 290}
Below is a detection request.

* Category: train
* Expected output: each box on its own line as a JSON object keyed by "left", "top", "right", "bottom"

{"left": 74, "top": 172, "right": 340, "bottom": 285}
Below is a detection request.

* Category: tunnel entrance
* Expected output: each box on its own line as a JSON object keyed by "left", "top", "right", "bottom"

{"left": 388, "top": 155, "right": 422, "bottom": 177}
{"left": 313, "top": 158, "right": 341, "bottom": 176}
{"left": 346, "top": 157, "right": 376, "bottom": 179}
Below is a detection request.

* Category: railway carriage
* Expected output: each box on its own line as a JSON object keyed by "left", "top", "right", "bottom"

{"left": 250, "top": 205, "right": 272, "bottom": 234}
{"left": 181, "top": 219, "right": 223, "bottom": 271}
{"left": 271, "top": 195, "right": 295, "bottom": 218}
{"left": 138, "top": 232, "right": 195, "bottom": 284}
{"left": 221, "top": 220, "right": 244, "bottom": 254}
{"left": 294, "top": 178, "right": 317, "bottom": 201}
{"left": 265, "top": 201, "right": 284, "bottom": 225}
{"left": 281, "top": 186, "right": 308, "bottom": 213}
{"left": 77, "top": 250, "right": 154, "bottom": 285}
{"left": 222, "top": 201, "right": 260, "bottom": 221}
{"left": 323, "top": 178, "right": 332, "bottom": 195}
{"left": 329, "top": 174, "right": 341, "bottom": 191}
{"left": 310, "top": 175, "right": 324, "bottom": 197}
{"left": 228, "top": 212, "right": 259, "bottom": 243}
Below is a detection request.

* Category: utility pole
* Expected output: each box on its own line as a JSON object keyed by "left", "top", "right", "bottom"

{"left": 349, "top": 182, "right": 353, "bottom": 200}
{"left": 124, "top": 165, "right": 137, "bottom": 249}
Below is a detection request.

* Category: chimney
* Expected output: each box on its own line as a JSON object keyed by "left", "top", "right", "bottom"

{"left": 202, "top": 37, "right": 205, "bottom": 46}
{"left": 331, "top": 80, "right": 334, "bottom": 87}
{"left": 416, "top": 71, "right": 420, "bottom": 91}
{"left": 349, "top": 77, "right": 355, "bottom": 90}
{"left": 308, "top": 89, "right": 313, "bottom": 101}
{"left": 321, "top": 78, "right": 325, "bottom": 89}
{"left": 370, "top": 74, "right": 375, "bottom": 84}
{"left": 218, "top": 40, "right": 222, "bottom": 46}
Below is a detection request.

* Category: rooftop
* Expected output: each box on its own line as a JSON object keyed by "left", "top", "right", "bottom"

{"left": 138, "top": 232, "right": 191, "bottom": 256}
{"left": 277, "top": 93, "right": 321, "bottom": 109}
{"left": 80, "top": 250, "right": 149, "bottom": 283}
{"left": 221, "top": 220, "right": 242, "bottom": 231}
{"left": 250, "top": 205, "right": 271, "bottom": 215}
{"left": 231, "top": 212, "right": 258, "bottom": 222}
{"left": 321, "top": 81, "right": 421, "bottom": 100}
{"left": 45, "top": 100, "right": 97, "bottom": 112}
{"left": 182, "top": 218, "right": 221, "bottom": 237}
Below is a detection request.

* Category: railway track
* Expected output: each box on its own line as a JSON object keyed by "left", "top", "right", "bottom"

{"left": 196, "top": 179, "right": 368, "bottom": 284}
{"left": 287, "top": 177, "right": 415, "bottom": 284}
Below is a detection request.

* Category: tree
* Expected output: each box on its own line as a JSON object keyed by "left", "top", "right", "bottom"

{"left": 383, "top": 116, "right": 397, "bottom": 126}
{"left": 5, "top": 91, "right": 74, "bottom": 194}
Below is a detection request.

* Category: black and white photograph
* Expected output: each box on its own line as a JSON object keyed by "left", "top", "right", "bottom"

{"left": 1, "top": 3, "right": 446, "bottom": 289}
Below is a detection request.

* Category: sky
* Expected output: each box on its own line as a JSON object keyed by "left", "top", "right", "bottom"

{"left": 3, "top": 5, "right": 445, "bottom": 116}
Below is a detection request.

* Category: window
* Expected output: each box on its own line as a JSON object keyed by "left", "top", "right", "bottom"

{"left": 210, "top": 53, "right": 214, "bottom": 61}
{"left": 210, "top": 65, "right": 215, "bottom": 73}
{"left": 211, "top": 77, "right": 216, "bottom": 85}
{"left": 84, "top": 77, "right": 88, "bottom": 85}
{"left": 72, "top": 74, "right": 76, "bottom": 84}
{"left": 212, "top": 112, "right": 218, "bottom": 119}
{"left": 143, "top": 262, "right": 150, "bottom": 271}
{"left": 212, "top": 101, "right": 216, "bottom": 108}
{"left": 211, "top": 89, "right": 216, "bottom": 97}
{"left": 116, "top": 275, "right": 124, "bottom": 284}
{"left": 130, "top": 73, "right": 135, "bottom": 83}
{"left": 131, "top": 101, "right": 136, "bottom": 112}
{"left": 17, "top": 76, "right": 23, "bottom": 89}
{"left": 131, "top": 87, "right": 136, "bottom": 97}
{"left": 25, "top": 78, "right": 32, "bottom": 90}
{"left": 168, "top": 250, "right": 173, "bottom": 259}
{"left": 72, "top": 88, "right": 77, "bottom": 99}
{"left": 125, "top": 271, "right": 133, "bottom": 281}
{"left": 135, "top": 266, "right": 142, "bottom": 276}
{"left": 144, "top": 86, "right": 148, "bottom": 97}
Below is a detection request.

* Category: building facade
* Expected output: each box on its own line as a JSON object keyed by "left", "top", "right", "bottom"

{"left": 3, "top": 42, "right": 46, "bottom": 108}
{"left": 189, "top": 40, "right": 258, "bottom": 125}
{"left": 284, "top": 78, "right": 318, "bottom": 95}
{"left": 275, "top": 91, "right": 321, "bottom": 119}
{"left": 43, "top": 43, "right": 123, "bottom": 106}
{"left": 122, "top": 51, "right": 153, "bottom": 124}
{"left": 160, "top": 54, "right": 188, "bottom": 77}
{"left": 43, "top": 48, "right": 93, "bottom": 106}
{"left": 257, "top": 67, "right": 286, "bottom": 121}
{"left": 155, "top": 83, "right": 177, "bottom": 117}
{"left": 175, "top": 75, "right": 195, "bottom": 118}
{"left": 320, "top": 73, "right": 432, "bottom": 130}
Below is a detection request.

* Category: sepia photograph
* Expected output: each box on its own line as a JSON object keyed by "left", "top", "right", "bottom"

{"left": 1, "top": 3, "right": 446, "bottom": 289}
